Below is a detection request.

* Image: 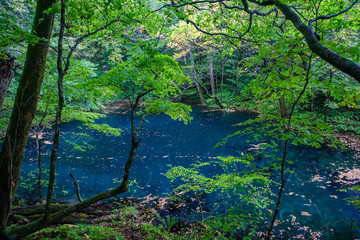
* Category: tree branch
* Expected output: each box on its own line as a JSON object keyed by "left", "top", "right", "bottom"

{"left": 274, "top": 1, "right": 360, "bottom": 83}
{"left": 310, "top": 0, "right": 359, "bottom": 22}
{"left": 221, "top": 0, "right": 277, "bottom": 16}
{"left": 65, "top": 17, "right": 124, "bottom": 73}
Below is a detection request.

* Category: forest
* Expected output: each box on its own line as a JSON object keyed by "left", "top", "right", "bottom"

{"left": 0, "top": 0, "right": 360, "bottom": 239}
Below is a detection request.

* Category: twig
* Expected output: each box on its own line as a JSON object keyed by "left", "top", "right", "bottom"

{"left": 265, "top": 52, "right": 314, "bottom": 239}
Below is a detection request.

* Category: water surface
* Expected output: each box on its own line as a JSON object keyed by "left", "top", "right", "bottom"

{"left": 19, "top": 105, "right": 359, "bottom": 239}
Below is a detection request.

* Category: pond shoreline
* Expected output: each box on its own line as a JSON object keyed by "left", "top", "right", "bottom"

{"left": 104, "top": 100, "right": 360, "bottom": 157}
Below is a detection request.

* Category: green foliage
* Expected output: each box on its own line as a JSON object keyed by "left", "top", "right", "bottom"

{"left": 327, "top": 109, "right": 360, "bottom": 136}
{"left": 25, "top": 223, "right": 124, "bottom": 240}
{"left": 157, "top": 214, "right": 178, "bottom": 231}
{"left": 2, "top": 0, "right": 360, "bottom": 238}
{"left": 144, "top": 99, "right": 192, "bottom": 124}
{"left": 63, "top": 132, "right": 95, "bottom": 152}
{"left": 101, "top": 46, "right": 193, "bottom": 123}
{"left": 166, "top": 155, "right": 274, "bottom": 237}
{"left": 17, "top": 169, "right": 49, "bottom": 204}
{"left": 0, "top": 0, "right": 37, "bottom": 57}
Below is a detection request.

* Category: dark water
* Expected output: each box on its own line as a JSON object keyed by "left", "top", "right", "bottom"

{"left": 19, "top": 105, "right": 359, "bottom": 239}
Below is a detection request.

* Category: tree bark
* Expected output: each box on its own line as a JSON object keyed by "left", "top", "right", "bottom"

{"left": 0, "top": 0, "right": 58, "bottom": 230}
{"left": 189, "top": 50, "right": 206, "bottom": 105}
{"left": 0, "top": 54, "right": 15, "bottom": 112}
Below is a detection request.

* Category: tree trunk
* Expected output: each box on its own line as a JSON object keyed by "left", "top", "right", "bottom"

{"left": 35, "top": 131, "right": 43, "bottom": 202}
{"left": 0, "top": 0, "right": 58, "bottom": 230}
{"left": 324, "top": 71, "right": 333, "bottom": 123}
{"left": 0, "top": 54, "right": 15, "bottom": 112}
{"left": 209, "top": 52, "right": 216, "bottom": 97}
{"left": 221, "top": 57, "right": 225, "bottom": 101}
{"left": 189, "top": 50, "right": 206, "bottom": 105}
{"left": 44, "top": 0, "right": 66, "bottom": 221}
{"left": 279, "top": 95, "right": 289, "bottom": 118}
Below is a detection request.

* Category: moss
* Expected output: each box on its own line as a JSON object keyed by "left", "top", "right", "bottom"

{"left": 25, "top": 224, "right": 124, "bottom": 240}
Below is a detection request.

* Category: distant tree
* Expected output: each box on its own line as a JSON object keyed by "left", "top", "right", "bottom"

{"left": 160, "top": 0, "right": 360, "bottom": 83}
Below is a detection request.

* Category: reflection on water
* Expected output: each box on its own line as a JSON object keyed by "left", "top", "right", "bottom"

{"left": 19, "top": 105, "right": 359, "bottom": 239}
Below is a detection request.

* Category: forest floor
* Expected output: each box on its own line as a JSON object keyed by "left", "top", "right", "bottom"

{"left": 9, "top": 195, "right": 212, "bottom": 240}
{"left": 335, "top": 133, "right": 360, "bottom": 160}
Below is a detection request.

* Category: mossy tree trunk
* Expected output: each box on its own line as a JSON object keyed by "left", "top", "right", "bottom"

{"left": 0, "top": 0, "right": 58, "bottom": 230}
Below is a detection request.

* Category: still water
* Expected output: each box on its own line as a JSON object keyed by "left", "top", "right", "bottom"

{"left": 19, "top": 105, "right": 359, "bottom": 239}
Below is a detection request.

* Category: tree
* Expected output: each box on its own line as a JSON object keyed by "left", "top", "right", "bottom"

{"left": 159, "top": 0, "right": 360, "bottom": 83}
{"left": 5, "top": 46, "right": 192, "bottom": 239}
{"left": 169, "top": 22, "right": 207, "bottom": 104}
{"left": 43, "top": 0, "right": 129, "bottom": 222}
{"left": 157, "top": 0, "right": 360, "bottom": 238}
{"left": 0, "top": 0, "right": 58, "bottom": 230}
{"left": 169, "top": 21, "right": 225, "bottom": 107}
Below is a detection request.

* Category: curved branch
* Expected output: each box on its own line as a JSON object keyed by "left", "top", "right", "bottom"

{"left": 185, "top": 19, "right": 244, "bottom": 48}
{"left": 275, "top": 1, "right": 360, "bottom": 83}
{"left": 65, "top": 17, "right": 124, "bottom": 73}
{"left": 221, "top": 0, "right": 277, "bottom": 16}
{"left": 156, "top": 0, "right": 277, "bottom": 16}
{"left": 310, "top": 0, "right": 359, "bottom": 22}
{"left": 153, "top": 0, "right": 224, "bottom": 12}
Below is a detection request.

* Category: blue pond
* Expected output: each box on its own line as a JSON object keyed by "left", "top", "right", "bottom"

{"left": 19, "top": 105, "right": 359, "bottom": 239}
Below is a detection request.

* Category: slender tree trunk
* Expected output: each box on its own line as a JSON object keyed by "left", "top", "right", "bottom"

{"left": 43, "top": 0, "right": 66, "bottom": 222}
{"left": 0, "top": 0, "right": 58, "bottom": 230}
{"left": 70, "top": 173, "right": 83, "bottom": 202}
{"left": 189, "top": 50, "right": 206, "bottom": 105}
{"left": 278, "top": 95, "right": 289, "bottom": 118}
{"left": 324, "top": 71, "right": 333, "bottom": 123}
{"left": 209, "top": 52, "right": 216, "bottom": 97}
{"left": 266, "top": 52, "right": 314, "bottom": 239}
{"left": 0, "top": 54, "right": 15, "bottom": 113}
{"left": 42, "top": 1, "right": 124, "bottom": 221}
{"left": 35, "top": 130, "right": 43, "bottom": 202}
{"left": 207, "top": 52, "right": 224, "bottom": 109}
{"left": 221, "top": 57, "right": 225, "bottom": 101}
{"left": 35, "top": 105, "right": 48, "bottom": 203}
